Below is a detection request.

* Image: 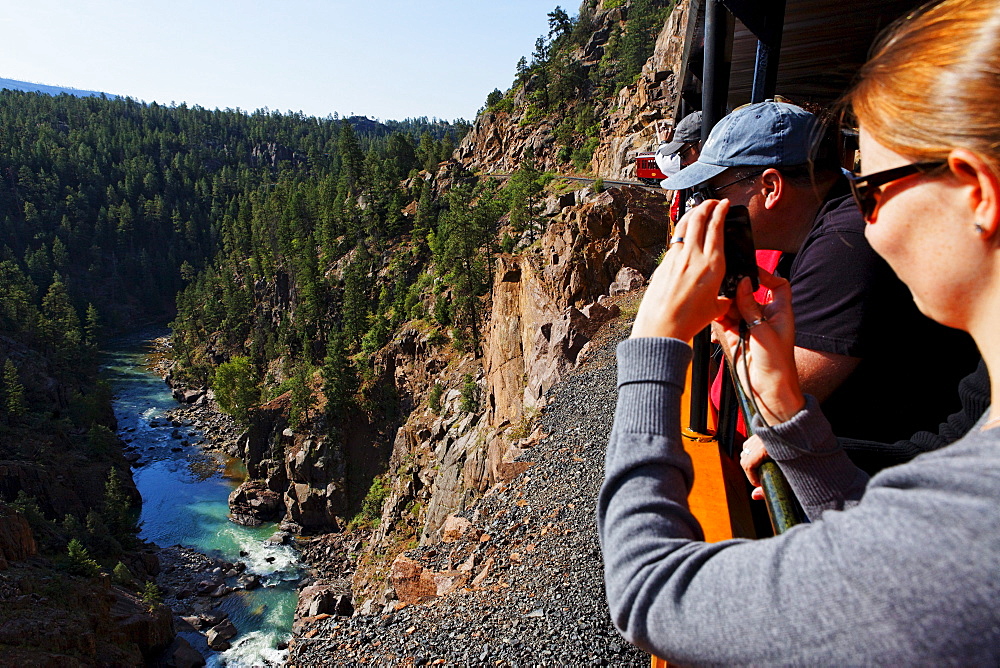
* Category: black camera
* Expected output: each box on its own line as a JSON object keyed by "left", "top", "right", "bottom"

{"left": 719, "top": 204, "right": 759, "bottom": 298}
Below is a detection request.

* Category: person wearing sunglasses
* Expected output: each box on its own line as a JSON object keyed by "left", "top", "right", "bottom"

{"left": 654, "top": 111, "right": 703, "bottom": 224}
{"left": 660, "top": 100, "right": 977, "bottom": 447}
{"left": 599, "top": 1, "right": 1000, "bottom": 662}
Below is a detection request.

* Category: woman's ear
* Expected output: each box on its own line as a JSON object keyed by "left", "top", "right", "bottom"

{"left": 948, "top": 149, "right": 1000, "bottom": 238}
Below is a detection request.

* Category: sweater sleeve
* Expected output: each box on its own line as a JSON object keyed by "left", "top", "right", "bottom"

{"left": 597, "top": 337, "right": 1000, "bottom": 665}
{"left": 752, "top": 395, "right": 870, "bottom": 519}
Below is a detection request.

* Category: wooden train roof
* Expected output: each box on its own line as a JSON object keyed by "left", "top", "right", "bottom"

{"left": 726, "top": 0, "right": 923, "bottom": 108}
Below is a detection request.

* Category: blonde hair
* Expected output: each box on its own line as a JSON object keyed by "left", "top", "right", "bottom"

{"left": 846, "top": 0, "right": 1000, "bottom": 177}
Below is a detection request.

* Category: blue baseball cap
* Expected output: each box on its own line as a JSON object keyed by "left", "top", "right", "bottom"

{"left": 660, "top": 101, "right": 819, "bottom": 191}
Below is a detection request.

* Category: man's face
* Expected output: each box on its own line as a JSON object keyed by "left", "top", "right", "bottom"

{"left": 698, "top": 167, "right": 777, "bottom": 248}
{"left": 678, "top": 142, "right": 701, "bottom": 168}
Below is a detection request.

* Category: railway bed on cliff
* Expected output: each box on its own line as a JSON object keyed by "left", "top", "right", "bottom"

{"left": 289, "top": 311, "right": 643, "bottom": 666}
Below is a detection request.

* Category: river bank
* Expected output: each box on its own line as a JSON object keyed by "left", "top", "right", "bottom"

{"left": 107, "top": 333, "right": 302, "bottom": 666}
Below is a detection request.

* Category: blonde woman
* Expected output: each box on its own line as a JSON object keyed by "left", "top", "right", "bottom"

{"left": 598, "top": 0, "right": 1000, "bottom": 663}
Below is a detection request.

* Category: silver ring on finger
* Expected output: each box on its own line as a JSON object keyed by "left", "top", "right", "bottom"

{"left": 669, "top": 236, "right": 685, "bottom": 245}
{"left": 745, "top": 316, "right": 767, "bottom": 330}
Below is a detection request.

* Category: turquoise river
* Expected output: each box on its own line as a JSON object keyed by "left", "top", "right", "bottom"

{"left": 104, "top": 332, "right": 302, "bottom": 667}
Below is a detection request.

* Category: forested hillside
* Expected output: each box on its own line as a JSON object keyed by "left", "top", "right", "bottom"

{"left": 0, "top": 88, "right": 468, "bottom": 427}
{"left": 0, "top": 89, "right": 468, "bottom": 661}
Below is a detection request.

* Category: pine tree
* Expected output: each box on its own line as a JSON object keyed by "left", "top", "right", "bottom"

{"left": 341, "top": 251, "right": 371, "bottom": 347}
{"left": 102, "top": 467, "right": 135, "bottom": 546}
{"left": 84, "top": 303, "right": 101, "bottom": 349}
{"left": 66, "top": 538, "right": 101, "bottom": 577}
{"left": 2, "top": 359, "right": 27, "bottom": 424}
{"left": 40, "top": 275, "right": 83, "bottom": 370}
{"left": 322, "top": 330, "right": 356, "bottom": 433}
{"left": 288, "top": 366, "right": 316, "bottom": 430}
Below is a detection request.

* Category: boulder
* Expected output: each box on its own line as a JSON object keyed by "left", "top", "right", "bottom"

{"left": 609, "top": 266, "right": 646, "bottom": 295}
{"left": 440, "top": 515, "right": 481, "bottom": 543}
{"left": 228, "top": 480, "right": 282, "bottom": 525}
{"left": 388, "top": 555, "right": 467, "bottom": 605}
{"left": 205, "top": 627, "right": 231, "bottom": 651}
{"left": 209, "top": 618, "right": 237, "bottom": 641}
{"left": 236, "top": 573, "right": 261, "bottom": 590}
{"left": 297, "top": 585, "right": 354, "bottom": 618}
{"left": 162, "top": 636, "right": 205, "bottom": 668}
{"left": 197, "top": 610, "right": 227, "bottom": 628}
{"left": 388, "top": 555, "right": 440, "bottom": 604}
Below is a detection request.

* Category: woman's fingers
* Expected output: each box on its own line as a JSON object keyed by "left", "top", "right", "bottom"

{"left": 680, "top": 198, "right": 725, "bottom": 250}
{"left": 739, "top": 434, "right": 768, "bottom": 487}
{"left": 702, "top": 198, "right": 729, "bottom": 258}
{"left": 629, "top": 199, "right": 731, "bottom": 340}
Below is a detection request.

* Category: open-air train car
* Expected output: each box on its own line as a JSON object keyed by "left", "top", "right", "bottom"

{"left": 653, "top": 0, "right": 930, "bottom": 600}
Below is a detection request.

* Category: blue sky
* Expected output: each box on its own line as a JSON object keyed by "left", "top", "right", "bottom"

{"left": 3, "top": 0, "right": 563, "bottom": 121}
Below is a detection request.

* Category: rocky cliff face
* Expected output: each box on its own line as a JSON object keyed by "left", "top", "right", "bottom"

{"left": 591, "top": 0, "right": 693, "bottom": 178}
{"left": 457, "top": 0, "right": 691, "bottom": 181}
{"left": 346, "top": 184, "right": 670, "bottom": 608}
{"left": 274, "top": 0, "right": 689, "bottom": 630}
{"left": 0, "top": 501, "right": 175, "bottom": 664}
{"left": 228, "top": 391, "right": 357, "bottom": 534}
{"left": 0, "top": 335, "right": 141, "bottom": 520}
{"left": 0, "top": 505, "right": 36, "bottom": 569}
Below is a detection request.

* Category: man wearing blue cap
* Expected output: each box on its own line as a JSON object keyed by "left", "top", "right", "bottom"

{"left": 661, "top": 100, "right": 978, "bottom": 448}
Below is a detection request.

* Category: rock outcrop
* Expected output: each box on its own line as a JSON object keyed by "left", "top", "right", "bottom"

{"left": 0, "top": 565, "right": 175, "bottom": 665}
{"left": 231, "top": 391, "right": 351, "bottom": 533}
{"left": 591, "top": 0, "right": 693, "bottom": 179}
{"left": 345, "top": 184, "right": 669, "bottom": 607}
{"left": 0, "top": 505, "right": 36, "bottom": 569}
{"left": 457, "top": 1, "right": 692, "bottom": 180}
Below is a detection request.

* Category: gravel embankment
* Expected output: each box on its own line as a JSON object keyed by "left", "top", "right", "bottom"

{"left": 289, "top": 314, "right": 645, "bottom": 667}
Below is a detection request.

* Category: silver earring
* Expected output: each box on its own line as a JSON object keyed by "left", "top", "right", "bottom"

{"left": 976, "top": 223, "right": 985, "bottom": 235}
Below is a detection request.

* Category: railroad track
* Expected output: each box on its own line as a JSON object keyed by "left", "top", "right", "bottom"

{"left": 488, "top": 173, "right": 662, "bottom": 192}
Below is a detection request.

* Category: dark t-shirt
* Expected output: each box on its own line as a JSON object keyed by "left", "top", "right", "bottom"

{"left": 778, "top": 191, "right": 980, "bottom": 444}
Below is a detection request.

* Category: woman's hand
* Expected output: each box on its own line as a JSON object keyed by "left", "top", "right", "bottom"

{"left": 631, "top": 199, "right": 732, "bottom": 341}
{"left": 715, "top": 269, "right": 806, "bottom": 425}
{"left": 739, "top": 435, "right": 768, "bottom": 501}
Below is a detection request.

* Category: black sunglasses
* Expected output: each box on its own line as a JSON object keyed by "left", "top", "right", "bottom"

{"left": 846, "top": 161, "right": 947, "bottom": 221}
{"left": 690, "top": 170, "right": 765, "bottom": 205}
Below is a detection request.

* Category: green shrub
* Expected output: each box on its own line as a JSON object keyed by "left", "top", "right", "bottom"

{"left": 213, "top": 356, "right": 260, "bottom": 426}
{"left": 593, "top": 177, "right": 605, "bottom": 193}
{"left": 433, "top": 297, "right": 451, "bottom": 326}
{"left": 501, "top": 233, "right": 518, "bottom": 254}
{"left": 67, "top": 538, "right": 101, "bottom": 577}
{"left": 572, "top": 137, "right": 600, "bottom": 172}
{"left": 141, "top": 580, "right": 162, "bottom": 606}
{"left": 429, "top": 382, "right": 444, "bottom": 414}
{"left": 11, "top": 491, "right": 46, "bottom": 529}
{"left": 349, "top": 476, "right": 391, "bottom": 530}
{"left": 112, "top": 561, "right": 133, "bottom": 586}
{"left": 460, "top": 374, "right": 479, "bottom": 413}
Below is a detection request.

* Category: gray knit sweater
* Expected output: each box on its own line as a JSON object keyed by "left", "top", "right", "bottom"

{"left": 598, "top": 337, "right": 1000, "bottom": 665}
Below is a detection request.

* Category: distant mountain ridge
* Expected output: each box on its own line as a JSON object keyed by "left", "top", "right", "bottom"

{"left": 0, "top": 76, "right": 114, "bottom": 99}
